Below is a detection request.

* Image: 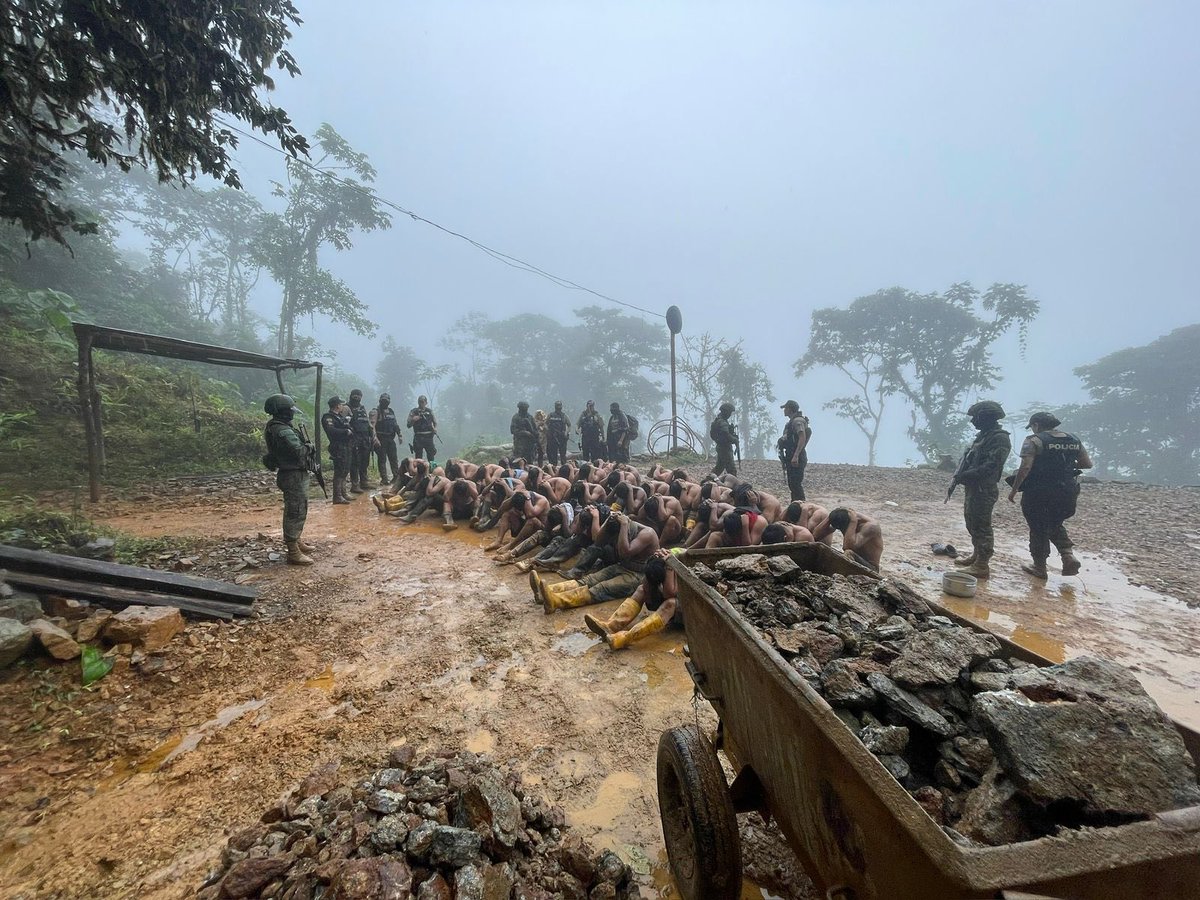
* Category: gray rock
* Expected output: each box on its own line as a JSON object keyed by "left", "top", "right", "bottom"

{"left": 454, "top": 865, "right": 485, "bottom": 900}
{"left": 365, "top": 789, "right": 404, "bottom": 814}
{"left": 867, "top": 673, "right": 955, "bottom": 737}
{"left": 0, "top": 618, "right": 33, "bottom": 667}
{"left": 834, "top": 708, "right": 862, "bottom": 735}
{"left": 1009, "top": 656, "right": 1148, "bottom": 707}
{"left": 407, "top": 775, "right": 446, "bottom": 803}
{"left": 0, "top": 592, "right": 42, "bottom": 624}
{"left": 934, "top": 758, "right": 962, "bottom": 789}
{"left": 369, "top": 814, "right": 409, "bottom": 851}
{"left": 374, "top": 768, "right": 407, "bottom": 790}
{"left": 956, "top": 764, "right": 1030, "bottom": 846}
{"left": 821, "top": 658, "right": 877, "bottom": 708}
{"left": 790, "top": 656, "right": 822, "bottom": 691}
{"left": 927, "top": 616, "right": 957, "bottom": 629}
{"left": 869, "top": 616, "right": 913, "bottom": 643}
{"left": 953, "top": 735, "right": 994, "bottom": 773}
{"left": 969, "top": 670, "right": 1011, "bottom": 694}
{"left": 405, "top": 821, "right": 437, "bottom": 857}
{"left": 889, "top": 627, "right": 1000, "bottom": 689}
{"left": 766, "top": 555, "right": 801, "bottom": 582}
{"left": 715, "top": 554, "right": 770, "bottom": 579}
{"left": 859, "top": 725, "right": 909, "bottom": 756}
{"left": 456, "top": 772, "right": 522, "bottom": 848}
{"left": 426, "top": 825, "right": 483, "bottom": 867}
{"left": 973, "top": 689, "right": 1200, "bottom": 817}
{"left": 975, "top": 657, "right": 1011, "bottom": 674}
{"left": 822, "top": 578, "right": 890, "bottom": 622}
{"left": 774, "top": 623, "right": 843, "bottom": 666}
{"left": 691, "top": 563, "right": 719, "bottom": 585}
{"left": 877, "top": 754, "right": 911, "bottom": 785}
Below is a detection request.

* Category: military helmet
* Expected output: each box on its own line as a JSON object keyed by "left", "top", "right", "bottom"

{"left": 518, "top": 400, "right": 529, "bottom": 410}
{"left": 966, "top": 400, "right": 1005, "bottom": 419}
{"left": 1027, "top": 411, "right": 1061, "bottom": 430}
{"left": 380, "top": 392, "right": 391, "bottom": 402}
{"left": 264, "top": 394, "right": 296, "bottom": 415}
{"left": 781, "top": 400, "right": 800, "bottom": 413}
{"left": 418, "top": 395, "right": 428, "bottom": 404}
{"left": 719, "top": 401, "right": 735, "bottom": 414}
{"left": 349, "top": 388, "right": 362, "bottom": 399}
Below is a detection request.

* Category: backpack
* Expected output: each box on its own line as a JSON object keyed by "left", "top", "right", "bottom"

{"left": 626, "top": 415, "right": 639, "bottom": 441}
{"left": 709, "top": 420, "right": 723, "bottom": 442}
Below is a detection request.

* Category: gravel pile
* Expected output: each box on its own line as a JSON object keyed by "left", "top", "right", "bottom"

{"left": 198, "top": 747, "right": 638, "bottom": 900}
{"left": 693, "top": 553, "right": 1200, "bottom": 846}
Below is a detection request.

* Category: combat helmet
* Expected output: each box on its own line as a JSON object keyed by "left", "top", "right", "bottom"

{"left": 966, "top": 400, "right": 1005, "bottom": 420}
{"left": 264, "top": 394, "right": 296, "bottom": 415}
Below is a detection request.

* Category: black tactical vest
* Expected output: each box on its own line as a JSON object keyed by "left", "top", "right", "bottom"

{"left": 375, "top": 406, "right": 397, "bottom": 438}
{"left": 1023, "top": 431, "right": 1082, "bottom": 490}
{"left": 350, "top": 405, "right": 371, "bottom": 437}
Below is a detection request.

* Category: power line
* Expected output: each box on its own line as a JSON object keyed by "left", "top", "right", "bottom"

{"left": 214, "top": 117, "right": 665, "bottom": 320}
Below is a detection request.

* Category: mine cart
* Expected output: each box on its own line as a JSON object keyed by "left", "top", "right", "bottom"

{"left": 658, "top": 542, "right": 1200, "bottom": 900}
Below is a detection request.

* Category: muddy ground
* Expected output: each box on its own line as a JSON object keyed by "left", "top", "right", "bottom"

{"left": 1, "top": 461, "right": 1198, "bottom": 899}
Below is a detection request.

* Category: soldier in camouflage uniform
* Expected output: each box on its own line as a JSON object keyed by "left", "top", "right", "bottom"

{"left": 709, "top": 401, "right": 739, "bottom": 476}
{"left": 263, "top": 394, "right": 315, "bottom": 565}
{"left": 951, "top": 400, "right": 1012, "bottom": 578}
{"left": 510, "top": 401, "right": 538, "bottom": 462}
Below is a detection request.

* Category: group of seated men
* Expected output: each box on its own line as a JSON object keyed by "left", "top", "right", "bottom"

{"left": 371, "top": 455, "right": 884, "bottom": 651}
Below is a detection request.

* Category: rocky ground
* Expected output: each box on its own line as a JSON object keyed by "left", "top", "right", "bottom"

{"left": 1, "top": 462, "right": 1198, "bottom": 899}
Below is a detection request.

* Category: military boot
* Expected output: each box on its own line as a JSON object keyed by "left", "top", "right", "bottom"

{"left": 961, "top": 557, "right": 990, "bottom": 578}
{"left": 1021, "top": 560, "right": 1048, "bottom": 580}
{"left": 297, "top": 537, "right": 316, "bottom": 555}
{"left": 286, "top": 541, "right": 314, "bottom": 566}
{"left": 953, "top": 553, "right": 976, "bottom": 567}
{"left": 350, "top": 481, "right": 364, "bottom": 494}
{"left": 608, "top": 612, "right": 668, "bottom": 650}
{"left": 333, "top": 480, "right": 351, "bottom": 504}
{"left": 1060, "top": 551, "right": 1081, "bottom": 576}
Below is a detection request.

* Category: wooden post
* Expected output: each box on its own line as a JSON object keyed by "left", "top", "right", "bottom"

{"left": 76, "top": 333, "right": 101, "bottom": 502}
{"left": 313, "top": 364, "right": 323, "bottom": 459}
{"left": 89, "top": 349, "right": 105, "bottom": 472}
{"left": 275, "top": 368, "right": 286, "bottom": 394}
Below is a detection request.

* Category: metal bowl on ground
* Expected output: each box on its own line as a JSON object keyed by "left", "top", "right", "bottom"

{"left": 942, "top": 571, "right": 977, "bottom": 597}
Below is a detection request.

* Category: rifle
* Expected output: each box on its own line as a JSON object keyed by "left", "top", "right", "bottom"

{"left": 296, "top": 422, "right": 329, "bottom": 499}
{"left": 731, "top": 425, "right": 741, "bottom": 467}
{"left": 945, "top": 452, "right": 970, "bottom": 503}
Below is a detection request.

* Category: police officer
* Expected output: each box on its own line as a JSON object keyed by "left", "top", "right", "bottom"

{"left": 577, "top": 400, "right": 604, "bottom": 461}
{"left": 951, "top": 400, "right": 1012, "bottom": 578}
{"left": 710, "top": 401, "right": 739, "bottom": 476}
{"left": 263, "top": 394, "right": 315, "bottom": 565}
{"left": 346, "top": 389, "right": 373, "bottom": 494}
{"left": 510, "top": 401, "right": 537, "bottom": 461}
{"left": 321, "top": 396, "right": 353, "bottom": 505}
{"left": 1008, "top": 411, "right": 1091, "bottom": 579}
{"left": 370, "top": 392, "right": 399, "bottom": 485}
{"left": 407, "top": 395, "right": 438, "bottom": 461}
{"left": 778, "top": 400, "right": 812, "bottom": 501}
{"left": 546, "top": 401, "right": 570, "bottom": 466}
{"left": 607, "top": 402, "right": 630, "bottom": 463}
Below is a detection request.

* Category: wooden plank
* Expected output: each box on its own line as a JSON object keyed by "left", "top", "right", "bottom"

{"left": 3, "top": 571, "right": 252, "bottom": 620}
{"left": 0, "top": 545, "right": 257, "bottom": 604}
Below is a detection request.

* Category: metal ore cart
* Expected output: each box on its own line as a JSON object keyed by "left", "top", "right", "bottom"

{"left": 657, "top": 542, "right": 1200, "bottom": 900}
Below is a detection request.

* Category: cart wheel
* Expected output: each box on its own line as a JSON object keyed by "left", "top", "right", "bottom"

{"left": 656, "top": 725, "right": 742, "bottom": 900}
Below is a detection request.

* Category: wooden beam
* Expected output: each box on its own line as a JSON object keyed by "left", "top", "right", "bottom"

{"left": 314, "top": 363, "right": 323, "bottom": 461}
{"left": 0, "top": 545, "right": 258, "bottom": 604}
{"left": 2, "top": 572, "right": 252, "bottom": 620}
{"left": 76, "top": 332, "right": 102, "bottom": 502}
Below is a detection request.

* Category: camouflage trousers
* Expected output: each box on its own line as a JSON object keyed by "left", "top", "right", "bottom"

{"left": 713, "top": 444, "right": 737, "bottom": 476}
{"left": 786, "top": 451, "right": 808, "bottom": 502}
{"left": 963, "top": 483, "right": 999, "bottom": 560}
{"left": 277, "top": 469, "right": 310, "bottom": 542}
{"left": 580, "top": 564, "right": 642, "bottom": 603}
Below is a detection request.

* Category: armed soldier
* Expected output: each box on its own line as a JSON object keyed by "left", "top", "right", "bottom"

{"left": 710, "top": 401, "right": 739, "bottom": 476}
{"left": 263, "top": 394, "right": 316, "bottom": 565}
{"left": 778, "top": 400, "right": 812, "bottom": 501}
{"left": 407, "top": 395, "right": 438, "bottom": 462}
{"left": 320, "top": 396, "right": 353, "bottom": 505}
{"left": 546, "top": 401, "right": 570, "bottom": 466}
{"left": 346, "top": 389, "right": 373, "bottom": 495}
{"left": 577, "top": 400, "right": 605, "bottom": 461}
{"left": 1007, "top": 411, "right": 1091, "bottom": 579}
{"left": 607, "top": 402, "right": 630, "bottom": 463}
{"left": 510, "top": 401, "right": 538, "bottom": 461}
{"left": 370, "top": 392, "right": 400, "bottom": 485}
{"left": 949, "top": 400, "right": 1012, "bottom": 578}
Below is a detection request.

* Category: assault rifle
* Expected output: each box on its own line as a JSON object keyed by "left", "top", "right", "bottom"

{"left": 296, "top": 422, "right": 328, "bottom": 499}
{"left": 945, "top": 452, "right": 970, "bottom": 503}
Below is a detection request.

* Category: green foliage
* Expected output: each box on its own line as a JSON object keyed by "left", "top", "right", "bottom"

{"left": 0, "top": 0, "right": 307, "bottom": 244}
{"left": 1070, "top": 325, "right": 1200, "bottom": 485}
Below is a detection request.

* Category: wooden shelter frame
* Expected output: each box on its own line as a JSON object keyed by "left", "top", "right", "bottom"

{"left": 72, "top": 323, "right": 323, "bottom": 501}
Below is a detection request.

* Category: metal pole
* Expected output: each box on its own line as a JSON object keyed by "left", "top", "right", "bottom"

{"left": 313, "top": 364, "right": 323, "bottom": 460}
{"left": 670, "top": 331, "right": 678, "bottom": 452}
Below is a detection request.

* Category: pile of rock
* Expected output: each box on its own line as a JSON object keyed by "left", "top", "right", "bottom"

{"left": 199, "top": 748, "right": 638, "bottom": 900}
{"left": 694, "top": 554, "right": 1200, "bottom": 846}
{"left": 0, "top": 575, "right": 184, "bottom": 670}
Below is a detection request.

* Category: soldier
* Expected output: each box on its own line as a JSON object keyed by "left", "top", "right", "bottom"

{"left": 577, "top": 400, "right": 605, "bottom": 461}
{"left": 263, "top": 394, "right": 315, "bottom": 565}
{"left": 1007, "top": 411, "right": 1091, "bottom": 579}
{"left": 320, "top": 396, "right": 353, "bottom": 505}
{"left": 407, "top": 395, "right": 438, "bottom": 462}
{"left": 709, "top": 401, "right": 739, "bottom": 476}
{"left": 346, "top": 389, "right": 373, "bottom": 494}
{"left": 533, "top": 409, "right": 548, "bottom": 466}
{"left": 950, "top": 400, "right": 1012, "bottom": 578}
{"left": 545, "top": 401, "right": 570, "bottom": 466}
{"left": 607, "top": 402, "right": 630, "bottom": 463}
{"left": 370, "top": 392, "right": 400, "bottom": 485}
{"left": 510, "top": 401, "right": 538, "bottom": 461}
{"left": 777, "top": 400, "right": 812, "bottom": 501}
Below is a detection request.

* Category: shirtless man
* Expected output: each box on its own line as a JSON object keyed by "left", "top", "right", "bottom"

{"left": 487, "top": 490, "right": 550, "bottom": 553}
{"left": 443, "top": 459, "right": 479, "bottom": 482}
{"left": 585, "top": 549, "right": 680, "bottom": 650}
{"left": 699, "top": 480, "right": 733, "bottom": 506}
{"left": 704, "top": 507, "right": 769, "bottom": 548}
{"left": 684, "top": 499, "right": 735, "bottom": 549}
{"left": 813, "top": 507, "right": 883, "bottom": 572}
{"left": 444, "top": 479, "right": 479, "bottom": 530}
{"left": 612, "top": 481, "right": 648, "bottom": 516}
{"left": 637, "top": 494, "right": 686, "bottom": 546}
{"left": 570, "top": 478, "right": 608, "bottom": 507}
{"left": 761, "top": 521, "right": 815, "bottom": 544}
{"left": 537, "top": 511, "right": 659, "bottom": 613}
{"left": 534, "top": 474, "right": 573, "bottom": 505}
{"left": 474, "top": 478, "right": 516, "bottom": 532}
{"left": 669, "top": 478, "right": 703, "bottom": 531}
{"left": 731, "top": 483, "right": 784, "bottom": 523}
{"left": 783, "top": 500, "right": 832, "bottom": 545}
{"left": 642, "top": 477, "right": 670, "bottom": 497}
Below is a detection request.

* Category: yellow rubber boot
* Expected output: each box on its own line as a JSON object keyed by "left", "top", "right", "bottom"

{"left": 608, "top": 611, "right": 667, "bottom": 650}
{"left": 372, "top": 494, "right": 386, "bottom": 512}
{"left": 543, "top": 584, "right": 594, "bottom": 614}
{"left": 384, "top": 496, "right": 407, "bottom": 512}
{"left": 585, "top": 598, "right": 642, "bottom": 638}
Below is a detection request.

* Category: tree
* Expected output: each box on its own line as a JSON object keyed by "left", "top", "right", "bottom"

{"left": 1, "top": 0, "right": 308, "bottom": 244}
{"left": 718, "top": 346, "right": 775, "bottom": 459}
{"left": 255, "top": 124, "right": 391, "bottom": 357}
{"left": 375, "top": 339, "right": 425, "bottom": 404}
{"left": 795, "top": 295, "right": 897, "bottom": 465}
{"left": 678, "top": 332, "right": 732, "bottom": 453}
{"left": 1070, "top": 325, "right": 1200, "bottom": 485}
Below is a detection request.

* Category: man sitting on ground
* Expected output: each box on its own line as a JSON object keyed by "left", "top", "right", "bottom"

{"left": 704, "top": 507, "right": 769, "bottom": 548}
{"left": 782, "top": 500, "right": 832, "bottom": 545}
{"left": 535, "top": 511, "right": 659, "bottom": 613}
{"left": 813, "top": 507, "right": 883, "bottom": 571}
{"left": 584, "top": 549, "right": 680, "bottom": 650}
{"left": 761, "top": 521, "right": 816, "bottom": 544}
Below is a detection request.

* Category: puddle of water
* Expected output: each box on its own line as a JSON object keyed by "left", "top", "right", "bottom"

{"left": 641, "top": 658, "right": 667, "bottom": 688}
{"left": 907, "top": 548, "right": 1200, "bottom": 729}
{"left": 552, "top": 631, "right": 602, "bottom": 658}
{"left": 161, "top": 699, "right": 267, "bottom": 766}
{"left": 465, "top": 729, "right": 495, "bottom": 754}
{"left": 565, "top": 770, "right": 642, "bottom": 831}
{"left": 304, "top": 665, "right": 335, "bottom": 691}
{"left": 651, "top": 850, "right": 785, "bottom": 899}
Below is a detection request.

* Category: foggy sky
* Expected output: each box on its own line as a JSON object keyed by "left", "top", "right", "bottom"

{"left": 219, "top": 1, "right": 1200, "bottom": 465}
